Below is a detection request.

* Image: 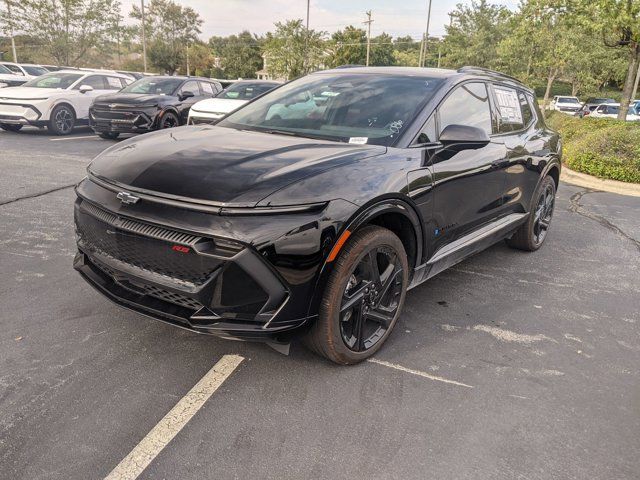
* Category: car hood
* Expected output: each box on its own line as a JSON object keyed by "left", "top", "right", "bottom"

{"left": 88, "top": 126, "right": 386, "bottom": 207}
{"left": 190, "top": 98, "right": 247, "bottom": 115}
{"left": 0, "top": 86, "right": 61, "bottom": 99}
{"left": 93, "top": 93, "right": 173, "bottom": 105}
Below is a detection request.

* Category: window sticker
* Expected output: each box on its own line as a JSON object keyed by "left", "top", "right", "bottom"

{"left": 349, "top": 137, "right": 368, "bottom": 144}
{"left": 494, "top": 87, "right": 523, "bottom": 124}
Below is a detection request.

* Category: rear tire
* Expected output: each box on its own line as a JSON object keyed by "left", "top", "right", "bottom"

{"left": 506, "top": 175, "right": 556, "bottom": 251}
{"left": 304, "top": 226, "right": 409, "bottom": 364}
{"left": 0, "top": 124, "right": 22, "bottom": 132}
{"left": 48, "top": 104, "right": 76, "bottom": 135}
{"left": 99, "top": 132, "right": 119, "bottom": 140}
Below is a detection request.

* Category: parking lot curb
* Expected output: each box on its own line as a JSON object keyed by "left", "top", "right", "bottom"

{"left": 560, "top": 166, "right": 640, "bottom": 197}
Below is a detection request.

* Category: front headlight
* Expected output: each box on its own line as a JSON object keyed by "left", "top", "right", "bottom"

{"left": 0, "top": 82, "right": 7, "bottom": 88}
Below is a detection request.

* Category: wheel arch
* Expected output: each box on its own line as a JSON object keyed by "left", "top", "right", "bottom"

{"left": 156, "top": 107, "right": 180, "bottom": 127}
{"left": 50, "top": 101, "right": 77, "bottom": 119}
{"left": 305, "top": 196, "right": 425, "bottom": 321}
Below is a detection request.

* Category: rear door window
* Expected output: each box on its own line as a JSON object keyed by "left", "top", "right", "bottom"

{"left": 78, "top": 75, "right": 106, "bottom": 90}
{"left": 438, "top": 82, "right": 492, "bottom": 135}
{"left": 493, "top": 85, "right": 524, "bottom": 133}
{"left": 200, "top": 81, "right": 215, "bottom": 95}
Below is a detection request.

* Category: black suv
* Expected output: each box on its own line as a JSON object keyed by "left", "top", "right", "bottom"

{"left": 74, "top": 67, "right": 561, "bottom": 364}
{"left": 89, "top": 76, "right": 222, "bottom": 139}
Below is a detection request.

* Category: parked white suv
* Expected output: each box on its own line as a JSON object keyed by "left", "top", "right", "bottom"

{"left": 549, "top": 95, "right": 581, "bottom": 114}
{"left": 0, "top": 64, "right": 29, "bottom": 88}
{"left": 0, "top": 70, "right": 133, "bottom": 134}
{"left": 0, "top": 62, "right": 49, "bottom": 80}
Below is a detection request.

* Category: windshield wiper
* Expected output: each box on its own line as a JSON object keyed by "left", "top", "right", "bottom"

{"left": 261, "top": 129, "right": 341, "bottom": 142}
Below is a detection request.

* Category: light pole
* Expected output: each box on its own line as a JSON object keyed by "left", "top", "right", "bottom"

{"left": 140, "top": 0, "right": 148, "bottom": 72}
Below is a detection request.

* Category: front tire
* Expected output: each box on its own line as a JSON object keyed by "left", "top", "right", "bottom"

{"left": 158, "top": 111, "right": 179, "bottom": 129}
{"left": 305, "top": 226, "right": 409, "bottom": 364}
{"left": 0, "top": 124, "right": 22, "bottom": 132}
{"left": 506, "top": 175, "right": 556, "bottom": 251}
{"left": 48, "top": 104, "right": 76, "bottom": 135}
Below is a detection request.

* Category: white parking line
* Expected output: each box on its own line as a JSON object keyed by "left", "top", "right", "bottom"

{"left": 367, "top": 358, "right": 474, "bottom": 389}
{"left": 104, "top": 354, "right": 244, "bottom": 480}
{"left": 49, "top": 135, "right": 98, "bottom": 141}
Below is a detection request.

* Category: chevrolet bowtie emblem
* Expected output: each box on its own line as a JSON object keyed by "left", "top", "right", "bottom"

{"left": 109, "top": 104, "right": 117, "bottom": 109}
{"left": 116, "top": 191, "right": 140, "bottom": 205}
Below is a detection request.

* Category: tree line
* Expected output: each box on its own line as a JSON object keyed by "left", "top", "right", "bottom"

{"left": 1, "top": 0, "right": 639, "bottom": 118}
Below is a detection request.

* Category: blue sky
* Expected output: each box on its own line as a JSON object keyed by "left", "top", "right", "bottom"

{"left": 120, "top": 0, "right": 521, "bottom": 39}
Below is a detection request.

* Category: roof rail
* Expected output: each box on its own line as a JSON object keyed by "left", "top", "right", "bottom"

{"left": 457, "top": 66, "right": 522, "bottom": 84}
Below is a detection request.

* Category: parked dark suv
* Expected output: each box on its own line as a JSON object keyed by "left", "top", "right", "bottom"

{"left": 89, "top": 76, "right": 222, "bottom": 139}
{"left": 74, "top": 66, "right": 561, "bottom": 364}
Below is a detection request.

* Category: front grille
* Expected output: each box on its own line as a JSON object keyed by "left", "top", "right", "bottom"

{"left": 76, "top": 201, "right": 221, "bottom": 285}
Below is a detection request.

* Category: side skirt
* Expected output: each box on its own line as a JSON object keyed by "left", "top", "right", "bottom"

{"left": 409, "top": 212, "right": 528, "bottom": 289}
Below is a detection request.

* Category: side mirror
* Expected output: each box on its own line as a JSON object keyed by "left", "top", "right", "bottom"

{"left": 79, "top": 85, "right": 94, "bottom": 94}
{"left": 439, "top": 124, "right": 490, "bottom": 152}
{"left": 179, "top": 90, "right": 195, "bottom": 101}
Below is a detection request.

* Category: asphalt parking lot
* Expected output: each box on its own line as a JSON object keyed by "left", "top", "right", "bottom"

{"left": 1, "top": 126, "right": 639, "bottom": 480}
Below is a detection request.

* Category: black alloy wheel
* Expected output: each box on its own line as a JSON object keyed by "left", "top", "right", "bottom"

{"left": 0, "top": 123, "right": 22, "bottom": 132}
{"left": 159, "top": 112, "right": 179, "bottom": 129}
{"left": 305, "top": 226, "right": 409, "bottom": 364}
{"left": 507, "top": 175, "right": 556, "bottom": 251}
{"left": 49, "top": 104, "right": 75, "bottom": 135}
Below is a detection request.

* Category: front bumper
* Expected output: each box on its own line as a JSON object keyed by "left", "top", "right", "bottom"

{"left": 0, "top": 102, "right": 43, "bottom": 125}
{"left": 187, "top": 112, "right": 224, "bottom": 125}
{"left": 73, "top": 197, "right": 301, "bottom": 340}
{"left": 89, "top": 106, "right": 158, "bottom": 133}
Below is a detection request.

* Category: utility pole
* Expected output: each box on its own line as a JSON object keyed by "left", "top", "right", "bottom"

{"left": 5, "top": 0, "right": 17, "bottom": 62}
{"left": 186, "top": 42, "right": 190, "bottom": 76}
{"left": 363, "top": 10, "right": 373, "bottom": 67}
{"left": 140, "top": 0, "right": 148, "bottom": 73}
{"left": 304, "top": 0, "right": 310, "bottom": 74}
{"left": 419, "top": 0, "right": 432, "bottom": 68}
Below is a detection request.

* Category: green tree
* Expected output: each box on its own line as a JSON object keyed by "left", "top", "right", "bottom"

{"left": 370, "top": 32, "right": 395, "bottom": 66}
{"left": 581, "top": 0, "right": 640, "bottom": 119}
{"left": 263, "top": 19, "right": 325, "bottom": 80}
{"left": 209, "top": 31, "right": 263, "bottom": 79}
{"left": 3, "top": 0, "right": 125, "bottom": 66}
{"left": 130, "top": 0, "right": 202, "bottom": 73}
{"left": 329, "top": 25, "right": 366, "bottom": 67}
{"left": 441, "top": 0, "right": 512, "bottom": 69}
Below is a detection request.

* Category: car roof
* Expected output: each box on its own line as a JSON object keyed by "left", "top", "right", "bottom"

{"left": 138, "top": 75, "right": 220, "bottom": 82}
{"left": 313, "top": 66, "right": 533, "bottom": 93}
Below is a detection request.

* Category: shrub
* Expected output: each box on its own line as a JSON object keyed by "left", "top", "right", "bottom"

{"left": 546, "top": 112, "right": 640, "bottom": 183}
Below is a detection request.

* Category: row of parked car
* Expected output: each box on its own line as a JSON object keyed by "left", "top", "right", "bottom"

{"left": 0, "top": 65, "right": 281, "bottom": 136}
{"left": 548, "top": 95, "right": 640, "bottom": 120}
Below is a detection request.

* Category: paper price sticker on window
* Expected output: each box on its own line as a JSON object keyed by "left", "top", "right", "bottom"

{"left": 494, "top": 87, "right": 523, "bottom": 124}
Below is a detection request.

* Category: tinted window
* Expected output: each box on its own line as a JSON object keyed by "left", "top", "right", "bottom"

{"left": 22, "top": 72, "right": 83, "bottom": 89}
{"left": 519, "top": 91, "right": 533, "bottom": 126}
{"left": 2, "top": 63, "right": 23, "bottom": 74}
{"left": 494, "top": 85, "right": 524, "bottom": 133}
{"left": 179, "top": 81, "right": 199, "bottom": 96}
{"left": 23, "top": 65, "right": 48, "bottom": 76}
{"left": 0, "top": 64, "right": 11, "bottom": 74}
{"left": 78, "top": 75, "right": 106, "bottom": 89}
{"left": 416, "top": 115, "right": 437, "bottom": 144}
{"left": 200, "top": 81, "right": 215, "bottom": 95}
{"left": 121, "top": 77, "right": 183, "bottom": 95}
{"left": 106, "top": 76, "right": 124, "bottom": 90}
{"left": 220, "top": 74, "right": 444, "bottom": 146}
{"left": 439, "top": 82, "right": 492, "bottom": 135}
{"left": 219, "top": 82, "right": 278, "bottom": 100}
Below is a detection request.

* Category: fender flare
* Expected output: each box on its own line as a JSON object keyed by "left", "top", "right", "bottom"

{"left": 156, "top": 107, "right": 180, "bottom": 127}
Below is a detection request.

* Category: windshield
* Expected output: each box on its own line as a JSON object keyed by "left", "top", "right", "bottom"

{"left": 120, "top": 77, "right": 183, "bottom": 95}
{"left": 22, "top": 72, "right": 83, "bottom": 89}
{"left": 23, "top": 66, "right": 48, "bottom": 76}
{"left": 558, "top": 97, "right": 579, "bottom": 104}
{"left": 219, "top": 73, "right": 444, "bottom": 146}
{"left": 2, "top": 63, "right": 22, "bottom": 75}
{"left": 217, "top": 82, "right": 278, "bottom": 100}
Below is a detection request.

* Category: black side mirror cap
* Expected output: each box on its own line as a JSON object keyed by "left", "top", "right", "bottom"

{"left": 439, "top": 124, "right": 490, "bottom": 151}
{"left": 179, "top": 90, "right": 195, "bottom": 101}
